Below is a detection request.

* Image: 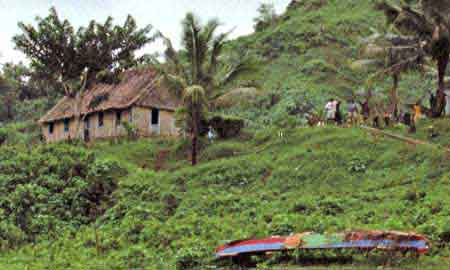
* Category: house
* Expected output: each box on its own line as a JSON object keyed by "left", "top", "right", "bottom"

{"left": 39, "top": 69, "right": 181, "bottom": 143}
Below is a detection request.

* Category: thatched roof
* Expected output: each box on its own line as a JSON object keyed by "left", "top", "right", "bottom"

{"left": 39, "top": 69, "right": 181, "bottom": 123}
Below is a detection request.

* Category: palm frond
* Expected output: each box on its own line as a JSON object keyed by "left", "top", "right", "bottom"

{"left": 157, "top": 31, "right": 189, "bottom": 82}
{"left": 182, "top": 12, "right": 202, "bottom": 84}
{"left": 202, "top": 19, "right": 221, "bottom": 46}
{"left": 163, "top": 73, "right": 187, "bottom": 98}
{"left": 218, "top": 49, "right": 257, "bottom": 88}
{"left": 207, "top": 29, "right": 234, "bottom": 78}
{"left": 184, "top": 85, "right": 207, "bottom": 106}
{"left": 197, "top": 18, "right": 221, "bottom": 83}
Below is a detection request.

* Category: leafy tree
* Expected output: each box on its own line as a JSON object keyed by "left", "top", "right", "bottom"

{"left": 376, "top": 0, "right": 450, "bottom": 117}
{"left": 361, "top": 34, "right": 425, "bottom": 118}
{"left": 0, "top": 73, "right": 15, "bottom": 121}
{"left": 157, "top": 12, "right": 255, "bottom": 100}
{"left": 0, "top": 62, "right": 56, "bottom": 122}
{"left": 13, "top": 7, "right": 155, "bottom": 96}
{"left": 182, "top": 85, "right": 208, "bottom": 166}
{"left": 253, "top": 3, "right": 278, "bottom": 32}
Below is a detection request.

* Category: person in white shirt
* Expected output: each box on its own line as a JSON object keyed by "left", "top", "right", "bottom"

{"left": 207, "top": 126, "right": 216, "bottom": 142}
{"left": 325, "top": 99, "right": 337, "bottom": 124}
{"left": 444, "top": 90, "right": 450, "bottom": 116}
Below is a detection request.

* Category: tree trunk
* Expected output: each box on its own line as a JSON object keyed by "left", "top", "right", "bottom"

{"left": 432, "top": 55, "right": 449, "bottom": 117}
{"left": 191, "top": 114, "right": 198, "bottom": 166}
{"left": 6, "top": 102, "right": 13, "bottom": 120}
{"left": 74, "top": 91, "right": 84, "bottom": 139}
{"left": 390, "top": 74, "right": 399, "bottom": 119}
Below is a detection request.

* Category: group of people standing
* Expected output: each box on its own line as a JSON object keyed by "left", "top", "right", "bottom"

{"left": 324, "top": 98, "right": 358, "bottom": 125}
{"left": 323, "top": 97, "right": 425, "bottom": 133}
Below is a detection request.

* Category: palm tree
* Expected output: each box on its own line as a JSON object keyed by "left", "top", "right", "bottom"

{"left": 183, "top": 85, "right": 208, "bottom": 166}
{"left": 156, "top": 12, "right": 255, "bottom": 165}
{"left": 376, "top": 0, "right": 450, "bottom": 117}
{"left": 157, "top": 12, "right": 255, "bottom": 100}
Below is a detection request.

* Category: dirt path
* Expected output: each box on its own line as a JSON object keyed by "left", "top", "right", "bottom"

{"left": 361, "top": 125, "right": 450, "bottom": 154}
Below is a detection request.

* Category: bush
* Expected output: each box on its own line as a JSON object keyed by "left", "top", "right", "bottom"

{"left": 122, "top": 122, "right": 138, "bottom": 140}
{"left": 209, "top": 114, "right": 244, "bottom": 139}
{"left": 0, "top": 121, "right": 40, "bottom": 146}
{"left": 0, "top": 144, "right": 125, "bottom": 244}
{"left": 200, "top": 141, "right": 246, "bottom": 161}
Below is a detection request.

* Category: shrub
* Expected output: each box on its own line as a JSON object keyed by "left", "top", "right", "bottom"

{"left": 122, "top": 122, "right": 138, "bottom": 140}
{"left": 0, "top": 121, "right": 40, "bottom": 146}
{"left": 0, "top": 144, "right": 125, "bottom": 243}
{"left": 200, "top": 141, "right": 246, "bottom": 161}
{"left": 209, "top": 114, "right": 244, "bottom": 139}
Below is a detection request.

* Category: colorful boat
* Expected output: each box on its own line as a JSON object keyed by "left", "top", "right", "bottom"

{"left": 215, "top": 230, "right": 429, "bottom": 258}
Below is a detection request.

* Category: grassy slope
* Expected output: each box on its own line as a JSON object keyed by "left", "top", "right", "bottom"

{"left": 1, "top": 127, "right": 449, "bottom": 269}
{"left": 223, "top": 0, "right": 434, "bottom": 127}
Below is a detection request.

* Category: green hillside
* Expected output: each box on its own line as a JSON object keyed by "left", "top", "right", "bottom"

{"left": 1, "top": 127, "right": 449, "bottom": 269}
{"left": 1, "top": 0, "right": 449, "bottom": 269}
{"left": 222, "top": 0, "right": 433, "bottom": 128}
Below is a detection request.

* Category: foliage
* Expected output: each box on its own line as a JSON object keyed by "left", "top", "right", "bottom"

{"left": 254, "top": 3, "right": 278, "bottom": 32}
{"left": 0, "top": 144, "right": 125, "bottom": 247}
{"left": 182, "top": 85, "right": 208, "bottom": 165}
{"left": 1, "top": 127, "right": 449, "bottom": 269}
{"left": 208, "top": 114, "right": 244, "bottom": 139}
{"left": 0, "top": 121, "right": 41, "bottom": 146}
{"left": 0, "top": 61, "right": 68, "bottom": 124}
{"left": 157, "top": 12, "right": 256, "bottom": 99}
{"left": 122, "top": 122, "right": 139, "bottom": 141}
{"left": 375, "top": 0, "right": 450, "bottom": 116}
{"left": 2, "top": 1, "right": 450, "bottom": 269}
{"left": 13, "top": 7, "right": 155, "bottom": 94}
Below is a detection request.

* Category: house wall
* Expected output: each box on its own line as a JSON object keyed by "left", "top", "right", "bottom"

{"left": 41, "top": 118, "right": 79, "bottom": 143}
{"left": 133, "top": 106, "right": 179, "bottom": 137}
{"left": 41, "top": 106, "right": 179, "bottom": 143}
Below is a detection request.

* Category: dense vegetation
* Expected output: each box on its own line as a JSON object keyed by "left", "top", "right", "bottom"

{"left": 1, "top": 0, "right": 450, "bottom": 269}
{"left": 0, "top": 127, "right": 449, "bottom": 269}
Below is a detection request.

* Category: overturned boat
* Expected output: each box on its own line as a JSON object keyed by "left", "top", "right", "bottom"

{"left": 215, "top": 230, "right": 429, "bottom": 258}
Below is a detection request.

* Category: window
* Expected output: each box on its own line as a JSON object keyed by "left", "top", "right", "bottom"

{"left": 64, "top": 119, "right": 69, "bottom": 132}
{"left": 98, "top": 112, "right": 104, "bottom": 127}
{"left": 116, "top": 110, "right": 122, "bottom": 126}
{"left": 48, "top": 122, "right": 54, "bottom": 134}
{"left": 84, "top": 116, "right": 90, "bottom": 129}
{"left": 151, "top": 108, "right": 159, "bottom": 125}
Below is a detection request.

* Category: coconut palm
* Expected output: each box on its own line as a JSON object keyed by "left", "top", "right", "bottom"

{"left": 182, "top": 85, "right": 208, "bottom": 166}
{"left": 157, "top": 12, "right": 255, "bottom": 100}
{"left": 156, "top": 12, "right": 255, "bottom": 165}
{"left": 376, "top": 0, "right": 450, "bottom": 117}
